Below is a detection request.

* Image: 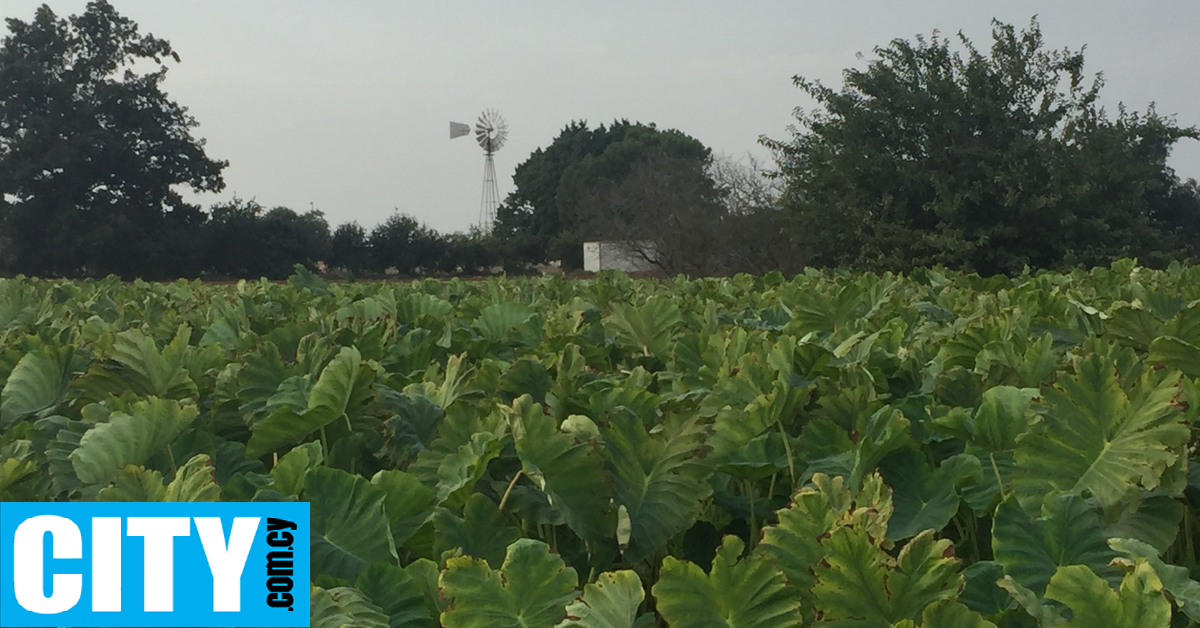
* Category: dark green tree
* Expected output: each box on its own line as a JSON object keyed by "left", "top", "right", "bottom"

{"left": 493, "top": 120, "right": 711, "bottom": 268}
{"left": 0, "top": 1, "right": 227, "bottom": 278}
{"left": 437, "top": 228, "right": 501, "bottom": 276}
{"left": 369, "top": 211, "right": 441, "bottom": 275}
{"left": 329, "top": 221, "right": 372, "bottom": 274}
{"left": 201, "top": 197, "right": 264, "bottom": 277}
{"left": 202, "top": 199, "right": 330, "bottom": 278}
{"left": 762, "top": 17, "right": 1200, "bottom": 275}
{"left": 259, "top": 206, "right": 331, "bottom": 276}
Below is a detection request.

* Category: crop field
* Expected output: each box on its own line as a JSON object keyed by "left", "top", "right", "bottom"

{"left": 1, "top": 262, "right": 1199, "bottom": 627}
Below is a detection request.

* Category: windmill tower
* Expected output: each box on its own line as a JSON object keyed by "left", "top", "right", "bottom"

{"left": 450, "top": 109, "right": 508, "bottom": 233}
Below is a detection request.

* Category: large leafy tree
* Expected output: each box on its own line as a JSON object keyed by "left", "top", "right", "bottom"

{"left": 0, "top": 1, "right": 226, "bottom": 278}
{"left": 369, "top": 211, "right": 442, "bottom": 275}
{"left": 763, "top": 17, "right": 1200, "bottom": 275}
{"left": 200, "top": 198, "right": 331, "bottom": 279}
{"left": 493, "top": 120, "right": 710, "bottom": 268}
{"left": 330, "top": 222, "right": 372, "bottom": 275}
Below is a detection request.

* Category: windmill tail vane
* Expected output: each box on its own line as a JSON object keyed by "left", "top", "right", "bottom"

{"left": 450, "top": 109, "right": 508, "bottom": 234}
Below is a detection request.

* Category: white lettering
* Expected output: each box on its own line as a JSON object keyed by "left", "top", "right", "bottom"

{"left": 194, "top": 517, "right": 260, "bottom": 612}
{"left": 126, "top": 517, "right": 190, "bottom": 612}
{"left": 91, "top": 517, "right": 122, "bottom": 612}
{"left": 13, "top": 515, "right": 82, "bottom": 614}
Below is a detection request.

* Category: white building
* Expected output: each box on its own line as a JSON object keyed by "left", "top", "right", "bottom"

{"left": 582, "top": 241, "right": 659, "bottom": 273}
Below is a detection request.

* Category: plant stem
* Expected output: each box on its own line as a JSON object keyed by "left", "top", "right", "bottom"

{"left": 989, "top": 453, "right": 1005, "bottom": 497}
{"left": 777, "top": 420, "right": 796, "bottom": 488}
{"left": 498, "top": 470, "right": 523, "bottom": 511}
{"left": 745, "top": 479, "right": 758, "bottom": 549}
{"left": 166, "top": 444, "right": 178, "bottom": 477}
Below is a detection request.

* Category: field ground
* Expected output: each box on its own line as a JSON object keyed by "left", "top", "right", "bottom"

{"left": 1, "top": 262, "right": 1198, "bottom": 626}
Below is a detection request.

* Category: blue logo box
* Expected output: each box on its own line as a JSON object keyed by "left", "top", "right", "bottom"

{"left": 1, "top": 502, "right": 310, "bottom": 627}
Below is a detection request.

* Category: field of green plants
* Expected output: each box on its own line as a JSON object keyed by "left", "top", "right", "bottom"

{"left": 1, "top": 262, "right": 1199, "bottom": 627}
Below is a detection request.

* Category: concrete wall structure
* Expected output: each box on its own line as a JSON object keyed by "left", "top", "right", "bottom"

{"left": 582, "top": 241, "right": 658, "bottom": 273}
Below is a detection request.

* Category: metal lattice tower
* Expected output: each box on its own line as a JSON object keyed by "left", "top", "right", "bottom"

{"left": 450, "top": 109, "right": 508, "bottom": 234}
{"left": 480, "top": 151, "right": 500, "bottom": 233}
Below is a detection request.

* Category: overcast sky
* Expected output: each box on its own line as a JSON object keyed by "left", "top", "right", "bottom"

{"left": 6, "top": 1, "right": 1200, "bottom": 233}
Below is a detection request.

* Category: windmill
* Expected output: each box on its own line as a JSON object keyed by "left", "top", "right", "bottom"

{"left": 450, "top": 109, "right": 508, "bottom": 233}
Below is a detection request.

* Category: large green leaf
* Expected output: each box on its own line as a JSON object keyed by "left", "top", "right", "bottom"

{"left": 371, "top": 469, "right": 437, "bottom": 547}
{"left": 958, "top": 562, "right": 1011, "bottom": 617}
{"left": 653, "top": 536, "right": 801, "bottom": 628}
{"left": 439, "top": 538, "right": 579, "bottom": 628}
{"left": 163, "top": 454, "right": 221, "bottom": 502}
{"left": 850, "top": 407, "right": 912, "bottom": 491}
{"left": 404, "top": 559, "right": 447, "bottom": 619}
{"left": 810, "top": 529, "right": 962, "bottom": 626}
{"left": 473, "top": 302, "right": 543, "bottom": 348}
{"left": 892, "top": 600, "right": 999, "bottom": 628}
{"left": 354, "top": 562, "right": 436, "bottom": 628}
{"left": 1148, "top": 303, "right": 1200, "bottom": 377}
{"left": 995, "top": 576, "right": 1064, "bottom": 627}
{"left": 433, "top": 431, "right": 503, "bottom": 504}
{"left": 1110, "top": 537, "right": 1200, "bottom": 623}
{"left": 880, "top": 449, "right": 980, "bottom": 540}
{"left": 604, "top": 410, "right": 714, "bottom": 563}
{"left": 70, "top": 398, "right": 198, "bottom": 485}
{"left": 556, "top": 570, "right": 645, "bottom": 628}
{"left": 1148, "top": 337, "right": 1200, "bottom": 378}
{"left": 270, "top": 441, "right": 324, "bottom": 497}
{"left": 310, "top": 585, "right": 390, "bottom": 628}
{"left": 1104, "top": 494, "right": 1185, "bottom": 554}
{"left": 0, "top": 348, "right": 74, "bottom": 428}
{"left": 83, "top": 326, "right": 198, "bottom": 400}
{"left": 992, "top": 494, "right": 1119, "bottom": 597}
{"left": 756, "top": 472, "right": 892, "bottom": 613}
{"left": 961, "top": 386, "right": 1039, "bottom": 513}
{"left": 306, "top": 466, "right": 397, "bottom": 581}
{"left": 245, "top": 406, "right": 336, "bottom": 459}
{"left": 433, "top": 493, "right": 521, "bottom": 569}
{"left": 1043, "top": 562, "right": 1172, "bottom": 628}
{"left": 0, "top": 440, "right": 38, "bottom": 500}
{"left": 971, "top": 386, "right": 1039, "bottom": 452}
{"left": 1012, "top": 355, "right": 1190, "bottom": 510}
{"left": 245, "top": 346, "right": 374, "bottom": 457}
{"left": 309, "top": 346, "right": 372, "bottom": 414}
{"left": 507, "top": 395, "right": 614, "bottom": 545}
{"left": 237, "top": 342, "right": 294, "bottom": 422}
{"left": 606, "top": 296, "right": 683, "bottom": 359}
{"left": 96, "top": 465, "right": 166, "bottom": 502}
{"left": 1105, "top": 306, "right": 1163, "bottom": 351}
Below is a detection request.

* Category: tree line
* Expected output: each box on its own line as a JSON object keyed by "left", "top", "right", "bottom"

{"left": 2, "top": 3, "right": 1197, "bottom": 280}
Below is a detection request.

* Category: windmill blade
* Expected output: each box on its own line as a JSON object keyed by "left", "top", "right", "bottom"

{"left": 449, "top": 121, "right": 471, "bottom": 139}
{"left": 471, "top": 108, "right": 509, "bottom": 152}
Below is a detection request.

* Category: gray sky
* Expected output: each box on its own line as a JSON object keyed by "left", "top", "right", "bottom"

{"left": 6, "top": 1, "right": 1200, "bottom": 233}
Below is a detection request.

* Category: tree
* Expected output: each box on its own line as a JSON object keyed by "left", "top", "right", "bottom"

{"left": 708, "top": 154, "right": 807, "bottom": 275}
{"left": 202, "top": 197, "right": 265, "bottom": 278}
{"left": 201, "top": 198, "right": 330, "bottom": 278}
{"left": 577, "top": 151, "right": 803, "bottom": 276}
{"left": 762, "top": 17, "right": 1200, "bottom": 275}
{"left": 493, "top": 120, "right": 711, "bottom": 268}
{"left": 258, "top": 206, "right": 331, "bottom": 276}
{"left": 329, "top": 222, "right": 372, "bottom": 274}
{"left": 437, "top": 227, "right": 501, "bottom": 276}
{"left": 0, "top": 1, "right": 227, "bottom": 278}
{"left": 576, "top": 149, "right": 723, "bottom": 275}
{"left": 369, "top": 211, "right": 441, "bottom": 275}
